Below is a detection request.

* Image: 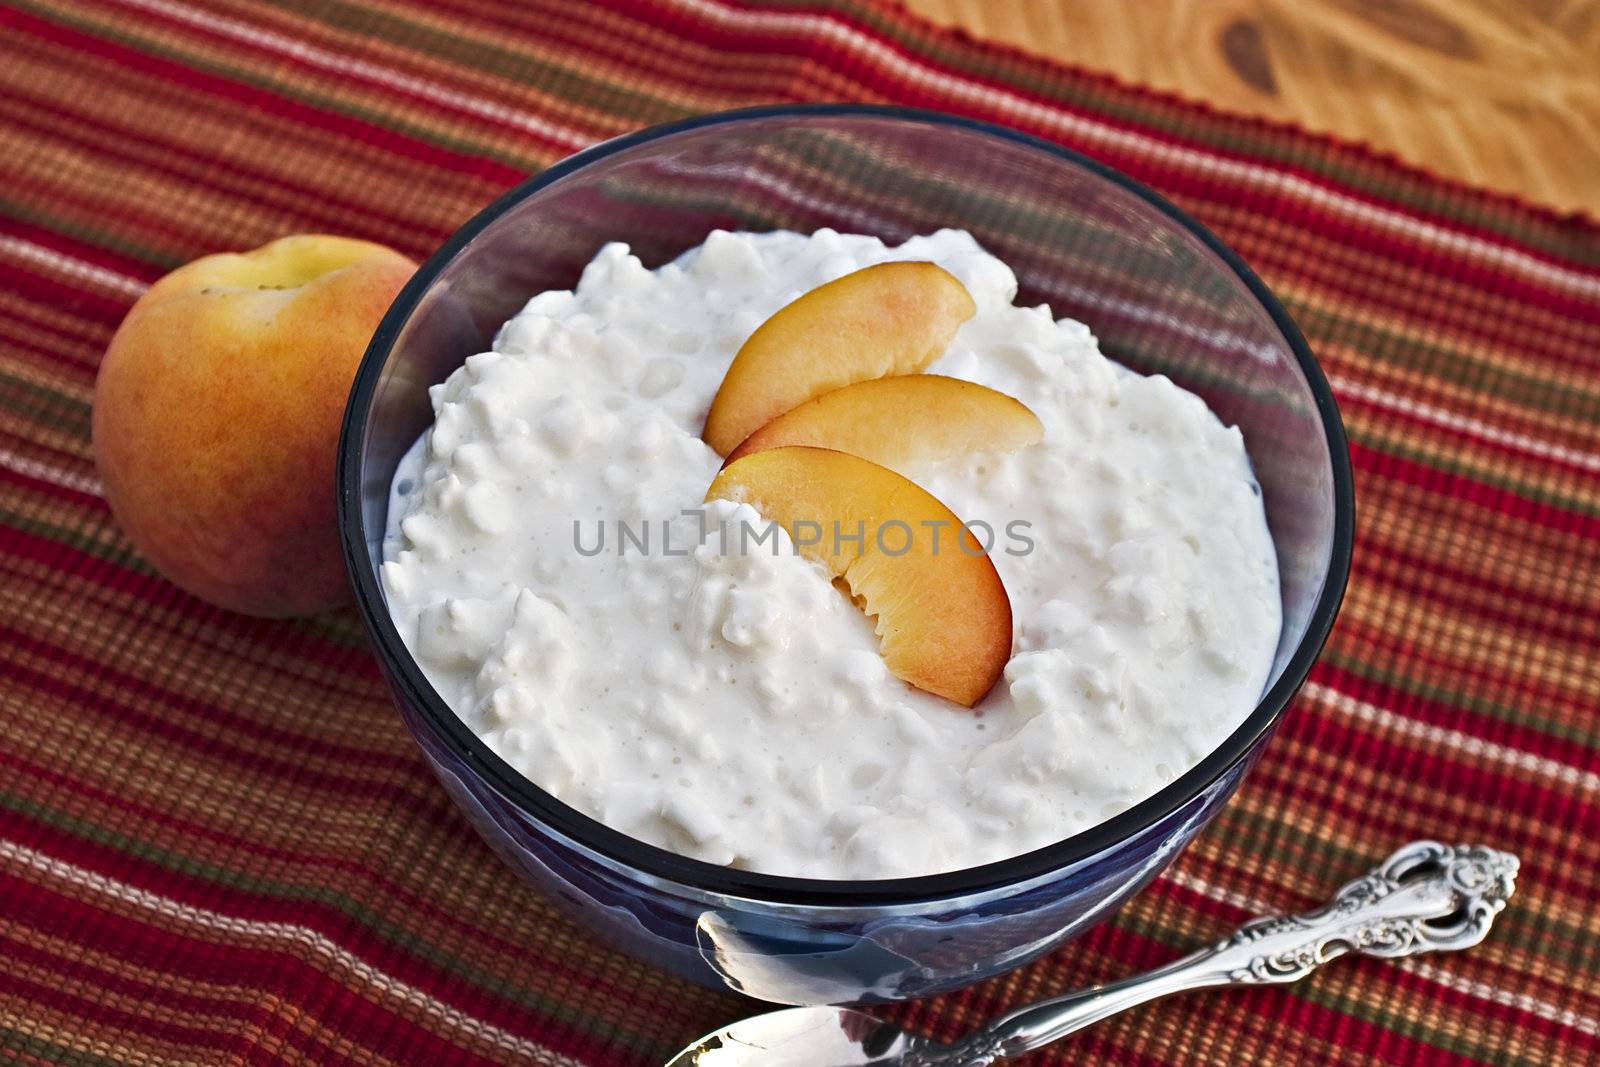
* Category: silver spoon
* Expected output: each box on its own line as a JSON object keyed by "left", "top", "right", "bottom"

{"left": 667, "top": 840, "right": 1518, "bottom": 1066}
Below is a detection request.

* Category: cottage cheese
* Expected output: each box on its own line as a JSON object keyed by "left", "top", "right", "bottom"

{"left": 382, "top": 229, "right": 1280, "bottom": 880}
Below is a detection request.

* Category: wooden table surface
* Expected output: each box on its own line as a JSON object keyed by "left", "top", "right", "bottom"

{"left": 904, "top": 0, "right": 1599, "bottom": 215}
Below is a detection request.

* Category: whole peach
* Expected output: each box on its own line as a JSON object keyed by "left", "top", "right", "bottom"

{"left": 93, "top": 235, "right": 416, "bottom": 617}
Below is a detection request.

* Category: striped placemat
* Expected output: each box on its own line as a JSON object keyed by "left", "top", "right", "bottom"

{"left": 1, "top": 1, "right": 1596, "bottom": 1064}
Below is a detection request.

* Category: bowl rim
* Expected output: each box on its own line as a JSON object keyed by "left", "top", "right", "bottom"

{"left": 338, "top": 103, "right": 1355, "bottom": 907}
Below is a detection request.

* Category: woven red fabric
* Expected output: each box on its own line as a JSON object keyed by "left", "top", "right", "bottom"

{"left": 0, "top": 1, "right": 1595, "bottom": 1064}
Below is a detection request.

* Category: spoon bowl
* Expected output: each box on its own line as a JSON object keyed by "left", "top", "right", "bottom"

{"left": 666, "top": 1007, "right": 912, "bottom": 1067}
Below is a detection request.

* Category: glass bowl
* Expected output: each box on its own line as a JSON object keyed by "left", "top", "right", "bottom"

{"left": 337, "top": 105, "right": 1354, "bottom": 1006}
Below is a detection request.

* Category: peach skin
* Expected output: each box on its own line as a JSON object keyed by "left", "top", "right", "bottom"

{"left": 93, "top": 234, "right": 416, "bottom": 616}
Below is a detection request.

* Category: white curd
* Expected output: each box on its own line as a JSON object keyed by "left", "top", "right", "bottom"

{"left": 382, "top": 229, "right": 1280, "bottom": 880}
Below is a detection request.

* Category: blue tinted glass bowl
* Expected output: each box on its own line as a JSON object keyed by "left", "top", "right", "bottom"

{"left": 337, "top": 105, "right": 1354, "bottom": 1006}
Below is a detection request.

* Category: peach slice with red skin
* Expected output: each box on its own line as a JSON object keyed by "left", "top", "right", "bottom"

{"left": 706, "top": 446, "right": 1012, "bottom": 707}
{"left": 725, "top": 374, "right": 1044, "bottom": 473}
{"left": 702, "top": 261, "right": 976, "bottom": 456}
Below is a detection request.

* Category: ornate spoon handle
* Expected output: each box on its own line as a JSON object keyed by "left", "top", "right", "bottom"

{"left": 915, "top": 841, "right": 1518, "bottom": 1066}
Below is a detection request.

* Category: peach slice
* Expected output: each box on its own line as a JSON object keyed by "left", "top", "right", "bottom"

{"left": 725, "top": 375, "right": 1044, "bottom": 472}
{"left": 702, "top": 261, "right": 976, "bottom": 456}
{"left": 706, "top": 446, "right": 1011, "bottom": 707}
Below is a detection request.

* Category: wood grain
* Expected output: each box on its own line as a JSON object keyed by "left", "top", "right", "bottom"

{"left": 902, "top": 0, "right": 1600, "bottom": 214}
